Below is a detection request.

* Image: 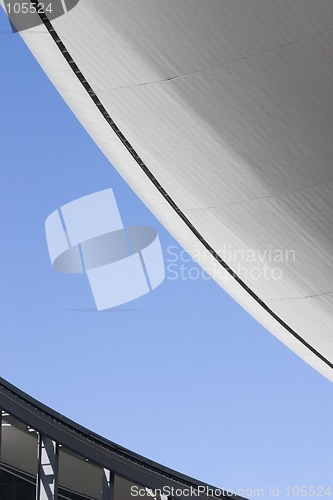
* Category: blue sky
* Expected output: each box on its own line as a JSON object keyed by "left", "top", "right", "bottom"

{"left": 0, "top": 9, "right": 332, "bottom": 499}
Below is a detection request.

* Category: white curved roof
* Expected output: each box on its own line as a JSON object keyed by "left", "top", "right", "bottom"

{"left": 4, "top": 0, "right": 333, "bottom": 380}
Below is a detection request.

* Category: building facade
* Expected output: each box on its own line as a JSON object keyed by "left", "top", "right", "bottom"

{"left": 0, "top": 378, "right": 245, "bottom": 500}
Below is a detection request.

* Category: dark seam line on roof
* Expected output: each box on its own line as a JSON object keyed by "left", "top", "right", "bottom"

{"left": 268, "top": 291, "right": 333, "bottom": 301}
{"left": 96, "top": 28, "right": 333, "bottom": 92}
{"left": 185, "top": 179, "right": 333, "bottom": 211}
{"left": 30, "top": 2, "right": 333, "bottom": 371}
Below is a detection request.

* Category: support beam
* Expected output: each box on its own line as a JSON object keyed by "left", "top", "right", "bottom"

{"left": 36, "top": 435, "right": 59, "bottom": 500}
{"left": 0, "top": 410, "right": 2, "bottom": 462}
{"left": 0, "top": 410, "right": 2, "bottom": 466}
{"left": 102, "top": 468, "right": 114, "bottom": 500}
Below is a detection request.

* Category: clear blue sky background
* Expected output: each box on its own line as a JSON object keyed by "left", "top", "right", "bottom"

{"left": 0, "top": 9, "right": 332, "bottom": 499}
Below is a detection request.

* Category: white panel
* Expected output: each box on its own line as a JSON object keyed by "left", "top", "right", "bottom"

{"left": 45, "top": 210, "right": 69, "bottom": 266}
{"left": 61, "top": 188, "right": 123, "bottom": 246}
{"left": 141, "top": 234, "right": 165, "bottom": 290}
{"left": 87, "top": 253, "right": 149, "bottom": 310}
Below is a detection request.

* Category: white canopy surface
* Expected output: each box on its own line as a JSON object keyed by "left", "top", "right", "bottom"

{"left": 4, "top": 0, "right": 333, "bottom": 380}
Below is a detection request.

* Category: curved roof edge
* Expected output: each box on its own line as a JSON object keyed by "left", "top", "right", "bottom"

{"left": 0, "top": 377, "right": 246, "bottom": 500}
{"left": 1, "top": 2, "right": 332, "bottom": 382}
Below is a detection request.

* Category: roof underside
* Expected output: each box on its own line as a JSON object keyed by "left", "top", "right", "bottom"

{"left": 3, "top": 0, "right": 333, "bottom": 379}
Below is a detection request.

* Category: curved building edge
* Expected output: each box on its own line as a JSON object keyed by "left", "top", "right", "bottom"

{"left": 0, "top": 1, "right": 332, "bottom": 383}
{"left": 0, "top": 377, "right": 247, "bottom": 499}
